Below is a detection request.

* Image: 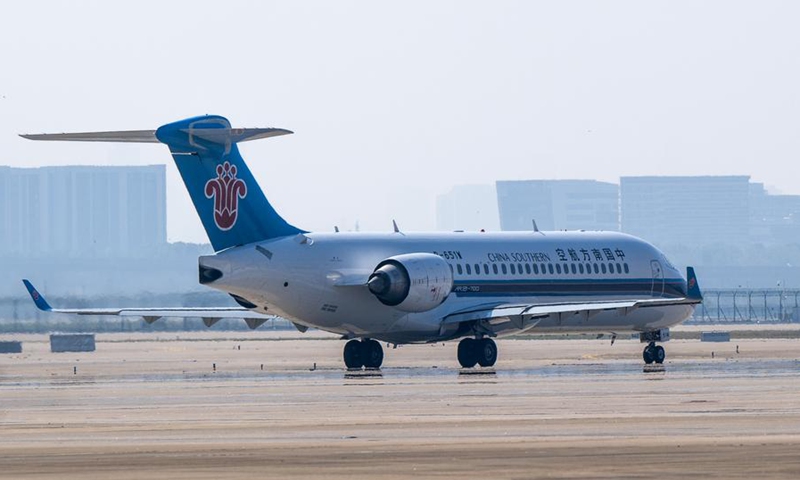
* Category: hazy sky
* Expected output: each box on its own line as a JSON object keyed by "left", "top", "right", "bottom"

{"left": 2, "top": 1, "right": 799, "bottom": 243}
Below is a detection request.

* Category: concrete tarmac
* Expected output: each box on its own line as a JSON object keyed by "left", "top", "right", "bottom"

{"left": 1, "top": 330, "right": 800, "bottom": 479}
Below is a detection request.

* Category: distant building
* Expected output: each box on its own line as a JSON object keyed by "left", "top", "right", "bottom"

{"left": 436, "top": 184, "right": 499, "bottom": 232}
{"left": 749, "top": 182, "right": 800, "bottom": 245}
{"left": 0, "top": 165, "right": 166, "bottom": 256}
{"left": 620, "top": 176, "right": 750, "bottom": 247}
{"left": 496, "top": 180, "right": 619, "bottom": 232}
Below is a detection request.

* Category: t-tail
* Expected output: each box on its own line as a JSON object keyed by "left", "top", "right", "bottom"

{"left": 21, "top": 115, "right": 304, "bottom": 251}
{"left": 155, "top": 116, "right": 304, "bottom": 250}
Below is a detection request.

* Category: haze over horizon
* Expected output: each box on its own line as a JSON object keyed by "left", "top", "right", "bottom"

{"left": 2, "top": 1, "right": 798, "bottom": 243}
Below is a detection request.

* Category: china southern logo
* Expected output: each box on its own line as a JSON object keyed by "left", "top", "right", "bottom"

{"left": 205, "top": 161, "right": 247, "bottom": 231}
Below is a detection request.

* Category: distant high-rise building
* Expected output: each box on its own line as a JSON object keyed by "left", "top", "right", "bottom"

{"left": 496, "top": 180, "right": 619, "bottom": 232}
{"left": 436, "top": 184, "right": 500, "bottom": 232}
{"left": 0, "top": 165, "right": 167, "bottom": 256}
{"left": 749, "top": 182, "right": 800, "bottom": 245}
{"left": 620, "top": 176, "right": 750, "bottom": 247}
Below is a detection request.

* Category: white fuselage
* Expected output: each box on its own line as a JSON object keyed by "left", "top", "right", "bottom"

{"left": 199, "top": 230, "right": 695, "bottom": 344}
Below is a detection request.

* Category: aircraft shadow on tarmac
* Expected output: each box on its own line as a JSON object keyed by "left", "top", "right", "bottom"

{"left": 344, "top": 368, "right": 384, "bottom": 380}
{"left": 342, "top": 367, "right": 501, "bottom": 382}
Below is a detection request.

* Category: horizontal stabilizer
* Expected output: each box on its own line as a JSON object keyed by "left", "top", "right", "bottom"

{"left": 184, "top": 127, "right": 292, "bottom": 145}
{"left": 20, "top": 130, "right": 159, "bottom": 143}
{"left": 20, "top": 127, "right": 292, "bottom": 145}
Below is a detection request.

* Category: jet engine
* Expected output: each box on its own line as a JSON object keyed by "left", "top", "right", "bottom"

{"left": 367, "top": 253, "right": 454, "bottom": 312}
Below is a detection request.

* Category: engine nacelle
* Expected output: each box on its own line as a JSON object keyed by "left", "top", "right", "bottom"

{"left": 367, "top": 253, "right": 454, "bottom": 313}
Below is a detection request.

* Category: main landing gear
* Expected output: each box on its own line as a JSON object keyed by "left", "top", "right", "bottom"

{"left": 343, "top": 338, "right": 384, "bottom": 369}
{"left": 457, "top": 337, "right": 498, "bottom": 368}
{"left": 642, "top": 342, "right": 665, "bottom": 364}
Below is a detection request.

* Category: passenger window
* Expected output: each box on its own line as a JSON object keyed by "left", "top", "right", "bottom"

{"left": 492, "top": 264, "right": 499, "bottom": 274}
{"left": 579, "top": 264, "right": 584, "bottom": 274}
{"left": 616, "top": 263, "right": 622, "bottom": 274}
{"left": 624, "top": 263, "right": 629, "bottom": 274}
{"left": 501, "top": 264, "right": 508, "bottom": 274}
{"left": 484, "top": 264, "right": 490, "bottom": 275}
{"left": 510, "top": 264, "right": 516, "bottom": 274}
{"left": 548, "top": 264, "right": 554, "bottom": 274}
{"left": 525, "top": 263, "right": 531, "bottom": 274}
{"left": 601, "top": 263, "right": 607, "bottom": 274}
{"left": 593, "top": 264, "right": 599, "bottom": 274}
{"left": 466, "top": 264, "right": 472, "bottom": 275}
{"left": 608, "top": 263, "right": 614, "bottom": 274}
{"left": 475, "top": 264, "right": 480, "bottom": 274}
{"left": 456, "top": 264, "right": 463, "bottom": 275}
{"left": 571, "top": 264, "right": 577, "bottom": 274}
{"left": 533, "top": 264, "right": 539, "bottom": 274}
{"left": 556, "top": 264, "right": 562, "bottom": 274}
{"left": 541, "top": 263, "right": 547, "bottom": 274}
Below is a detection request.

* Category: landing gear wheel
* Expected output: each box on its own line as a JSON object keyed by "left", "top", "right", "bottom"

{"left": 343, "top": 339, "right": 364, "bottom": 369}
{"left": 654, "top": 345, "right": 666, "bottom": 364}
{"left": 457, "top": 338, "right": 478, "bottom": 368}
{"left": 477, "top": 338, "right": 498, "bottom": 367}
{"left": 363, "top": 339, "right": 384, "bottom": 369}
{"left": 642, "top": 342, "right": 655, "bottom": 364}
{"left": 643, "top": 342, "right": 666, "bottom": 365}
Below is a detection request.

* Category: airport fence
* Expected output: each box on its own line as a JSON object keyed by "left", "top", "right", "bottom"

{"left": 690, "top": 288, "right": 800, "bottom": 324}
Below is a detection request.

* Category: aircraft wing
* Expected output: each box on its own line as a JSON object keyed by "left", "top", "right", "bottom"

{"left": 442, "top": 297, "right": 699, "bottom": 327}
{"left": 443, "top": 267, "right": 703, "bottom": 331}
{"left": 442, "top": 299, "right": 636, "bottom": 330}
{"left": 22, "top": 280, "right": 274, "bottom": 329}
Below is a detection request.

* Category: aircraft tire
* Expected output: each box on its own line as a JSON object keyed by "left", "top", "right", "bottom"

{"left": 457, "top": 338, "right": 478, "bottom": 368}
{"left": 654, "top": 345, "right": 666, "bottom": 364}
{"left": 642, "top": 343, "right": 655, "bottom": 364}
{"left": 363, "top": 339, "right": 384, "bottom": 369}
{"left": 477, "top": 338, "right": 498, "bottom": 367}
{"left": 343, "top": 339, "right": 364, "bottom": 369}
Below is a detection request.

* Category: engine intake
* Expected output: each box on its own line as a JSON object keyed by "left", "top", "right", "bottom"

{"left": 367, "top": 253, "right": 454, "bottom": 312}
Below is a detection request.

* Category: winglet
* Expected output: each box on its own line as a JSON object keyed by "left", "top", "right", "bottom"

{"left": 22, "top": 279, "right": 53, "bottom": 311}
{"left": 686, "top": 267, "right": 702, "bottom": 301}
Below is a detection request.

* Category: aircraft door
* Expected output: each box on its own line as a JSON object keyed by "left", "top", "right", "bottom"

{"left": 650, "top": 260, "right": 665, "bottom": 297}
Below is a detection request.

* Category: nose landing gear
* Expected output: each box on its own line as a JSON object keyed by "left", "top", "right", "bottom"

{"left": 640, "top": 329, "right": 669, "bottom": 365}
{"left": 457, "top": 337, "right": 498, "bottom": 368}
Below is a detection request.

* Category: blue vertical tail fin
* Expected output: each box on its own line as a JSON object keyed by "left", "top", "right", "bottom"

{"left": 21, "top": 114, "right": 302, "bottom": 251}
{"left": 154, "top": 115, "right": 303, "bottom": 251}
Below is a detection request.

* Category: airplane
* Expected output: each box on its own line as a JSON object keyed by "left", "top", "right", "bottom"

{"left": 21, "top": 115, "right": 702, "bottom": 369}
